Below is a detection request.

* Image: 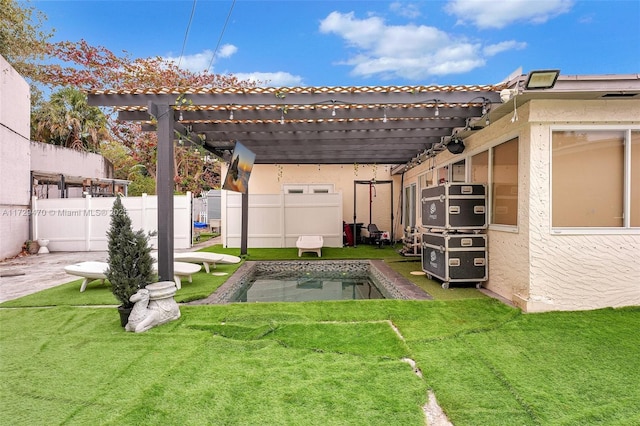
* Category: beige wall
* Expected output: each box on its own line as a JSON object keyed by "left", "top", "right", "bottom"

{"left": 230, "top": 163, "right": 401, "bottom": 237}
{"left": 523, "top": 99, "right": 640, "bottom": 312}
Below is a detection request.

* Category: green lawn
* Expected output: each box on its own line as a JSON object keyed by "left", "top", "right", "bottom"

{"left": 1, "top": 245, "right": 639, "bottom": 425}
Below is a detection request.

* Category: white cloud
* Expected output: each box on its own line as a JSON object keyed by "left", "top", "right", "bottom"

{"left": 483, "top": 40, "right": 527, "bottom": 57}
{"left": 233, "top": 72, "right": 304, "bottom": 87}
{"left": 217, "top": 44, "right": 238, "bottom": 58}
{"left": 389, "top": 2, "right": 422, "bottom": 19}
{"left": 164, "top": 50, "right": 215, "bottom": 72}
{"left": 319, "top": 11, "right": 523, "bottom": 81}
{"left": 164, "top": 45, "right": 238, "bottom": 72}
{"left": 445, "top": 0, "right": 573, "bottom": 29}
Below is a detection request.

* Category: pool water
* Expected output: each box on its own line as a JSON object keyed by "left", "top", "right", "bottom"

{"left": 234, "top": 275, "right": 384, "bottom": 303}
{"left": 201, "top": 260, "right": 432, "bottom": 305}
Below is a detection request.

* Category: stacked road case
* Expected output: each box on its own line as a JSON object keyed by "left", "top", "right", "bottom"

{"left": 421, "top": 183, "right": 488, "bottom": 289}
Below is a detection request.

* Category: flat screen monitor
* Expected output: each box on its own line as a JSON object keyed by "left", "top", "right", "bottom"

{"left": 222, "top": 141, "right": 256, "bottom": 194}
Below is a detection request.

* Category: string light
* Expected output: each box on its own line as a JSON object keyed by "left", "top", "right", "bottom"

{"left": 229, "top": 109, "right": 234, "bottom": 120}
{"left": 280, "top": 110, "right": 285, "bottom": 125}
{"left": 382, "top": 107, "right": 388, "bottom": 123}
{"left": 434, "top": 104, "right": 439, "bottom": 116}
{"left": 179, "top": 111, "right": 183, "bottom": 121}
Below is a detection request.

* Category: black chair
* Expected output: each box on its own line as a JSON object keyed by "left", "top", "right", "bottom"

{"left": 367, "top": 224, "right": 385, "bottom": 246}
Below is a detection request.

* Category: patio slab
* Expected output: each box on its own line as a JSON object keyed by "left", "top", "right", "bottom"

{"left": 0, "top": 237, "right": 220, "bottom": 303}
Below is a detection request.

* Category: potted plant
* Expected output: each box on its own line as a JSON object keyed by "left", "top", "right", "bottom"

{"left": 23, "top": 240, "right": 39, "bottom": 255}
{"left": 106, "top": 196, "right": 155, "bottom": 327}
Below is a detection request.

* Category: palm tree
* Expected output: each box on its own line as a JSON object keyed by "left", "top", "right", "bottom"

{"left": 31, "top": 87, "right": 108, "bottom": 152}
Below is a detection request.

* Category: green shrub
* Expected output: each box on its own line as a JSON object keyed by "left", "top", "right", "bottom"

{"left": 106, "top": 196, "right": 154, "bottom": 308}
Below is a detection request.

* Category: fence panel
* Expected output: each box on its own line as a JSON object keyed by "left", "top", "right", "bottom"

{"left": 223, "top": 192, "right": 342, "bottom": 248}
{"left": 32, "top": 194, "right": 192, "bottom": 251}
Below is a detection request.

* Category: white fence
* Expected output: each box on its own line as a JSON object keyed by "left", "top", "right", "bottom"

{"left": 223, "top": 192, "right": 343, "bottom": 248}
{"left": 32, "top": 193, "right": 192, "bottom": 251}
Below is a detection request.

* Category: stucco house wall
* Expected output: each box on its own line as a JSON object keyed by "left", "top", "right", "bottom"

{"left": 0, "top": 55, "right": 117, "bottom": 259}
{"left": 30, "top": 141, "right": 113, "bottom": 180}
{"left": 0, "top": 55, "right": 31, "bottom": 260}
{"left": 465, "top": 103, "right": 532, "bottom": 307}
{"left": 521, "top": 99, "right": 640, "bottom": 312}
{"left": 30, "top": 141, "right": 114, "bottom": 198}
{"left": 402, "top": 97, "right": 640, "bottom": 312}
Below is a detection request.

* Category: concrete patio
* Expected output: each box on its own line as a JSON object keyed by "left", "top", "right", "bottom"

{"left": 0, "top": 237, "right": 220, "bottom": 303}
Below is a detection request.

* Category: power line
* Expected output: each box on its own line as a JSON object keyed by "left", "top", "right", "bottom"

{"left": 207, "top": 0, "right": 236, "bottom": 72}
{"left": 178, "top": 0, "right": 198, "bottom": 69}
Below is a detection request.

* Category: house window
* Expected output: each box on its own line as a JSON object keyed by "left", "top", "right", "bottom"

{"left": 419, "top": 170, "right": 434, "bottom": 190}
{"left": 451, "top": 159, "right": 466, "bottom": 182}
{"left": 492, "top": 138, "right": 519, "bottom": 226}
{"left": 552, "top": 130, "right": 639, "bottom": 228}
{"left": 283, "top": 184, "right": 334, "bottom": 194}
{"left": 403, "top": 184, "right": 416, "bottom": 229}
{"left": 418, "top": 170, "right": 433, "bottom": 223}
{"left": 471, "top": 151, "right": 489, "bottom": 184}
{"left": 632, "top": 131, "right": 640, "bottom": 227}
{"left": 437, "top": 165, "right": 448, "bottom": 184}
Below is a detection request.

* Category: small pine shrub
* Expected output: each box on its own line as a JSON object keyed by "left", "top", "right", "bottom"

{"left": 106, "top": 196, "right": 154, "bottom": 308}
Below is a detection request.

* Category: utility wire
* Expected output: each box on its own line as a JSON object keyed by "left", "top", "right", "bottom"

{"left": 178, "top": 0, "right": 198, "bottom": 69}
{"left": 207, "top": 0, "right": 236, "bottom": 71}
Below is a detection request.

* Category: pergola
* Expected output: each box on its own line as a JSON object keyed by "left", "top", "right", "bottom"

{"left": 91, "top": 84, "right": 506, "bottom": 164}
{"left": 88, "top": 72, "right": 640, "bottom": 280}
{"left": 88, "top": 83, "right": 507, "bottom": 280}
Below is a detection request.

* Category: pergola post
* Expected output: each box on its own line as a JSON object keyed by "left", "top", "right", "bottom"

{"left": 150, "top": 102, "right": 174, "bottom": 282}
{"left": 241, "top": 190, "right": 248, "bottom": 255}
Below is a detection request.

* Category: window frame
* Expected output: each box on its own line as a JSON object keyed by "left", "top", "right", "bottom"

{"left": 282, "top": 183, "right": 335, "bottom": 194}
{"left": 467, "top": 136, "right": 520, "bottom": 233}
{"left": 550, "top": 125, "right": 640, "bottom": 235}
{"left": 403, "top": 183, "right": 417, "bottom": 229}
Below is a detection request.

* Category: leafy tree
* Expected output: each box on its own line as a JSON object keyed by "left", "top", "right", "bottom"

{"left": 3, "top": 3, "right": 233, "bottom": 192}
{"left": 31, "top": 87, "right": 109, "bottom": 152}
{"left": 127, "top": 175, "right": 157, "bottom": 197}
{"left": 0, "top": 0, "right": 53, "bottom": 81}
{"left": 99, "top": 140, "right": 138, "bottom": 180}
{"left": 38, "top": 41, "right": 234, "bottom": 192}
{"left": 40, "top": 40, "right": 250, "bottom": 91}
{"left": 106, "top": 196, "right": 154, "bottom": 309}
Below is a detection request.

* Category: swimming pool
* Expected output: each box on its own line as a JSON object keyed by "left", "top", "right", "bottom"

{"left": 197, "top": 260, "right": 431, "bottom": 304}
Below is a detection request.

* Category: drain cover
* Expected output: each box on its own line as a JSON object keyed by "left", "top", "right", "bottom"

{"left": 0, "top": 270, "right": 26, "bottom": 277}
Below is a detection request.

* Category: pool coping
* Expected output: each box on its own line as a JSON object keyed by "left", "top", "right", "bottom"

{"left": 188, "top": 259, "right": 432, "bottom": 304}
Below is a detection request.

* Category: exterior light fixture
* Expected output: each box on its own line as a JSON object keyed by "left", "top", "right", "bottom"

{"left": 446, "top": 137, "right": 465, "bottom": 154}
{"left": 524, "top": 69, "right": 560, "bottom": 90}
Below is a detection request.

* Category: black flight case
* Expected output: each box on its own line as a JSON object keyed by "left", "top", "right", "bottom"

{"left": 421, "top": 232, "right": 487, "bottom": 289}
{"left": 421, "top": 183, "right": 487, "bottom": 230}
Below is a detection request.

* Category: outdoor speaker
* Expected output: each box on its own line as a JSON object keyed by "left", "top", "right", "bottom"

{"left": 446, "top": 138, "right": 465, "bottom": 154}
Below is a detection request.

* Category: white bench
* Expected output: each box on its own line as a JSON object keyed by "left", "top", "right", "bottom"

{"left": 65, "top": 260, "right": 202, "bottom": 291}
{"left": 152, "top": 262, "right": 201, "bottom": 289}
{"left": 64, "top": 261, "right": 108, "bottom": 292}
{"left": 296, "top": 235, "right": 323, "bottom": 257}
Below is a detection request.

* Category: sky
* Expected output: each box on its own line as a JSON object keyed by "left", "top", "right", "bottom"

{"left": 28, "top": 0, "right": 640, "bottom": 87}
